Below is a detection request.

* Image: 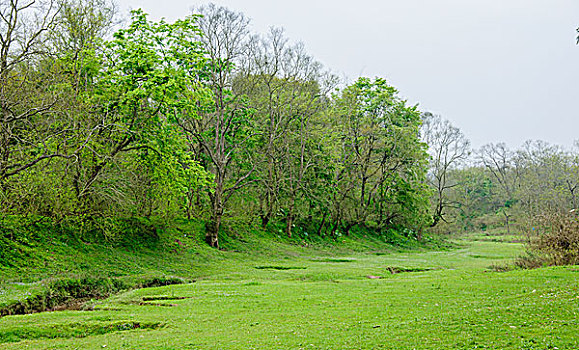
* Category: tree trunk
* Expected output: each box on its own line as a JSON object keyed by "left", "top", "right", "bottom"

{"left": 286, "top": 197, "right": 295, "bottom": 238}
{"left": 261, "top": 214, "right": 270, "bottom": 228}
{"left": 286, "top": 214, "right": 293, "bottom": 238}
{"left": 185, "top": 189, "right": 193, "bottom": 220}
{"left": 416, "top": 228, "right": 423, "bottom": 242}
{"left": 205, "top": 211, "right": 221, "bottom": 248}
{"left": 259, "top": 195, "right": 273, "bottom": 228}
{"left": 206, "top": 182, "right": 224, "bottom": 249}
{"left": 504, "top": 211, "right": 510, "bottom": 235}
{"left": 330, "top": 220, "right": 340, "bottom": 237}
{"left": 316, "top": 212, "right": 327, "bottom": 236}
{"left": 343, "top": 222, "right": 355, "bottom": 236}
{"left": 568, "top": 182, "right": 577, "bottom": 210}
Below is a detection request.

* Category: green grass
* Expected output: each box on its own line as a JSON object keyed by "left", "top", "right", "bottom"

{"left": 1, "top": 231, "right": 578, "bottom": 349}
{"left": 0, "top": 216, "right": 443, "bottom": 283}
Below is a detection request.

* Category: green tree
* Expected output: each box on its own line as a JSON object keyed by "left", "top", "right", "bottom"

{"left": 329, "top": 77, "right": 431, "bottom": 235}
{"left": 236, "top": 28, "right": 336, "bottom": 236}
{"left": 67, "top": 9, "right": 209, "bottom": 216}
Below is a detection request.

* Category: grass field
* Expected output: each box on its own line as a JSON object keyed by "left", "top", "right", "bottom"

{"left": 0, "top": 232, "right": 578, "bottom": 349}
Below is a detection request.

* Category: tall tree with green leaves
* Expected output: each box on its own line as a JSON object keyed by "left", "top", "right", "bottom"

{"left": 236, "top": 28, "right": 336, "bottom": 236}
{"left": 67, "top": 9, "right": 209, "bottom": 216}
{"left": 329, "top": 77, "right": 431, "bottom": 235}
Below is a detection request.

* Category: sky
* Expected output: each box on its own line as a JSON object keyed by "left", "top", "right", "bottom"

{"left": 117, "top": 0, "right": 579, "bottom": 149}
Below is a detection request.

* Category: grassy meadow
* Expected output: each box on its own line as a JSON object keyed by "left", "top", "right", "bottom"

{"left": 1, "top": 229, "right": 578, "bottom": 349}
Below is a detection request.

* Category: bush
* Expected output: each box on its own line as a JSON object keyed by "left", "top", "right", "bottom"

{"left": 514, "top": 251, "right": 548, "bottom": 270}
{"left": 526, "top": 211, "right": 579, "bottom": 266}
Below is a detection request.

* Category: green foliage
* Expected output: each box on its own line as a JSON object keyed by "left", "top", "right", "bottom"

{"left": 0, "top": 274, "right": 184, "bottom": 317}
{"left": 0, "top": 2, "right": 442, "bottom": 250}
{"left": 328, "top": 77, "right": 432, "bottom": 232}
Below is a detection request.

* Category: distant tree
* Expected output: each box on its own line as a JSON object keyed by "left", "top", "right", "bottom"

{"left": 449, "top": 166, "right": 493, "bottom": 231}
{"left": 478, "top": 143, "right": 520, "bottom": 234}
{"left": 516, "top": 140, "right": 579, "bottom": 214}
{"left": 50, "top": 0, "right": 116, "bottom": 53}
{"left": 421, "top": 112, "right": 470, "bottom": 227}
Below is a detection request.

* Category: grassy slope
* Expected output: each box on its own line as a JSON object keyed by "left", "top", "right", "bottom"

{"left": 1, "top": 228, "right": 578, "bottom": 349}
{"left": 0, "top": 217, "right": 440, "bottom": 307}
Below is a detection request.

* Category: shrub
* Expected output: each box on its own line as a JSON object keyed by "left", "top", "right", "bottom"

{"left": 526, "top": 211, "right": 579, "bottom": 266}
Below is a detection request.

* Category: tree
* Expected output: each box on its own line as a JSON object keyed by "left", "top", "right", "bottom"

{"left": 0, "top": 0, "right": 70, "bottom": 183}
{"left": 178, "top": 4, "right": 255, "bottom": 248}
{"left": 443, "top": 166, "right": 493, "bottom": 232}
{"left": 329, "top": 77, "right": 431, "bottom": 235}
{"left": 236, "top": 28, "right": 336, "bottom": 236}
{"left": 516, "top": 140, "right": 579, "bottom": 215}
{"left": 478, "top": 143, "right": 520, "bottom": 234}
{"left": 66, "top": 9, "right": 209, "bottom": 216}
{"left": 421, "top": 112, "right": 470, "bottom": 227}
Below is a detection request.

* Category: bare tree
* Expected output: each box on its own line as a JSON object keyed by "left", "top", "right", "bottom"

{"left": 0, "top": 0, "right": 71, "bottom": 183}
{"left": 421, "top": 112, "right": 470, "bottom": 227}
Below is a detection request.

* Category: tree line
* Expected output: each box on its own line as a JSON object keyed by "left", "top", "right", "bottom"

{"left": 423, "top": 113, "right": 579, "bottom": 233}
{"left": 0, "top": 0, "right": 431, "bottom": 248}
{"left": 4, "top": 0, "right": 576, "bottom": 259}
{"left": 423, "top": 113, "right": 579, "bottom": 264}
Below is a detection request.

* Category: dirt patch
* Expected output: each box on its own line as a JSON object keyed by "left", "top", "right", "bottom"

{"left": 139, "top": 302, "right": 178, "bottom": 307}
{"left": 142, "top": 296, "right": 192, "bottom": 301}
{"left": 366, "top": 266, "right": 433, "bottom": 279}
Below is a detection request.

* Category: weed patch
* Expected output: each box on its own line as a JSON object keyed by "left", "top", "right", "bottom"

{"left": 487, "top": 263, "right": 513, "bottom": 272}
{"left": 244, "top": 281, "right": 261, "bottom": 286}
{"left": 470, "top": 254, "right": 498, "bottom": 259}
{"left": 384, "top": 266, "right": 433, "bottom": 274}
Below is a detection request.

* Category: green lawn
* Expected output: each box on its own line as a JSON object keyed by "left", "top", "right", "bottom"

{"left": 1, "top": 236, "right": 578, "bottom": 349}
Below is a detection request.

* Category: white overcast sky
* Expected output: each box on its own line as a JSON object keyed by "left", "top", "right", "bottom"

{"left": 117, "top": 0, "right": 579, "bottom": 149}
